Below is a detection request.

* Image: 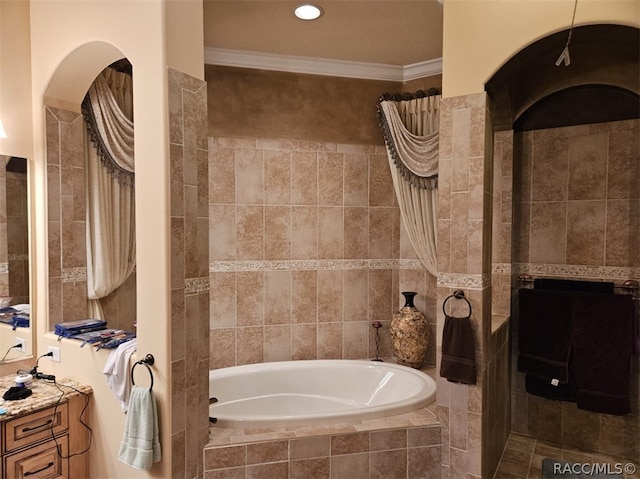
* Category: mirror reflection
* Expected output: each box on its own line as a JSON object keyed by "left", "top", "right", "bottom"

{"left": 0, "top": 156, "right": 31, "bottom": 361}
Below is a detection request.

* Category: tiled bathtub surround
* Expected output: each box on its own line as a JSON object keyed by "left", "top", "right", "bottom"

{"left": 436, "top": 92, "right": 512, "bottom": 478}
{"left": 168, "top": 68, "right": 210, "bottom": 479}
{"left": 208, "top": 137, "right": 438, "bottom": 368}
{"left": 204, "top": 407, "right": 442, "bottom": 479}
{"left": 510, "top": 119, "right": 640, "bottom": 461}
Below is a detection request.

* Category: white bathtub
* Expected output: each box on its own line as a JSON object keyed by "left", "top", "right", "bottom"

{"left": 208, "top": 359, "right": 436, "bottom": 428}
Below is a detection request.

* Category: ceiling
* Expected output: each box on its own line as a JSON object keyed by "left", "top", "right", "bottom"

{"left": 203, "top": 0, "right": 444, "bottom": 67}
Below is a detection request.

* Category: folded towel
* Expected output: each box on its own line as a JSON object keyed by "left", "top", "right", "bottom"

{"left": 103, "top": 338, "right": 138, "bottom": 412}
{"left": 518, "top": 288, "right": 573, "bottom": 383}
{"left": 118, "top": 385, "right": 161, "bottom": 470}
{"left": 571, "top": 292, "right": 634, "bottom": 415}
{"left": 440, "top": 314, "right": 476, "bottom": 385}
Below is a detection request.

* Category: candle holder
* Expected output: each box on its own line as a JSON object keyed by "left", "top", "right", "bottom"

{"left": 371, "top": 321, "right": 384, "bottom": 361}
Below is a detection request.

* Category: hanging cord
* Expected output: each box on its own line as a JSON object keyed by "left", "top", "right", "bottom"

{"left": 46, "top": 379, "right": 93, "bottom": 459}
{"left": 555, "top": 0, "right": 578, "bottom": 66}
{"left": 0, "top": 344, "right": 21, "bottom": 363}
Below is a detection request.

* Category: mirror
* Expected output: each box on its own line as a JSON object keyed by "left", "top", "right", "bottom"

{"left": 0, "top": 155, "right": 32, "bottom": 361}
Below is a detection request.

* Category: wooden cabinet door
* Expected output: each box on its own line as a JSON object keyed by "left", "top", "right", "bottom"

{"left": 3, "top": 405, "right": 68, "bottom": 454}
{"left": 4, "top": 435, "right": 68, "bottom": 479}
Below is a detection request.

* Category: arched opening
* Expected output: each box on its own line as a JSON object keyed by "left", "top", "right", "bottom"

{"left": 44, "top": 42, "right": 136, "bottom": 332}
{"left": 487, "top": 23, "right": 639, "bottom": 460}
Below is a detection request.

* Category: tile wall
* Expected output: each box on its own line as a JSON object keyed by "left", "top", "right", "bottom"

{"left": 204, "top": 411, "right": 442, "bottom": 479}
{"left": 436, "top": 92, "right": 511, "bottom": 479}
{"left": 167, "top": 68, "right": 211, "bottom": 479}
{"left": 208, "top": 137, "right": 438, "bottom": 369}
{"left": 511, "top": 119, "right": 640, "bottom": 461}
{"left": 45, "top": 107, "right": 136, "bottom": 331}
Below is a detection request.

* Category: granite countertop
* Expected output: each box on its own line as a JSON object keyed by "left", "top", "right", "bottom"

{"left": 0, "top": 374, "right": 92, "bottom": 421}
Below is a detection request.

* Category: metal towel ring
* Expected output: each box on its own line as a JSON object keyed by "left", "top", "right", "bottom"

{"left": 442, "top": 290, "right": 473, "bottom": 317}
{"left": 131, "top": 354, "right": 155, "bottom": 391}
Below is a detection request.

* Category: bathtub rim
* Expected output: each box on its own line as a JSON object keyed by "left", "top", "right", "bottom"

{"left": 208, "top": 359, "right": 437, "bottom": 428}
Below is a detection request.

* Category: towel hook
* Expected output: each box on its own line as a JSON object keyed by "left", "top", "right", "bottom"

{"left": 442, "top": 290, "right": 473, "bottom": 318}
{"left": 131, "top": 354, "right": 155, "bottom": 391}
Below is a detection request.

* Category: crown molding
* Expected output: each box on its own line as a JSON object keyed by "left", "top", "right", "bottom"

{"left": 204, "top": 47, "right": 442, "bottom": 82}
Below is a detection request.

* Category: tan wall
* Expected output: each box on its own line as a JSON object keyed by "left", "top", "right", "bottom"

{"left": 511, "top": 119, "right": 640, "bottom": 461}
{"left": 206, "top": 65, "right": 441, "bottom": 145}
{"left": 0, "top": 1, "right": 33, "bottom": 159}
{"left": 442, "top": 0, "right": 640, "bottom": 97}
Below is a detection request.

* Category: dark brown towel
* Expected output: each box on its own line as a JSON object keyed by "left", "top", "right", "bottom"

{"left": 525, "top": 373, "right": 576, "bottom": 401}
{"left": 518, "top": 288, "right": 573, "bottom": 382}
{"left": 571, "top": 292, "right": 634, "bottom": 415}
{"left": 534, "top": 278, "right": 615, "bottom": 294}
{"left": 440, "top": 314, "right": 476, "bottom": 385}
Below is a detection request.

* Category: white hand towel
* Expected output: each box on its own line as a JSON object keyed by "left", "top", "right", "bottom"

{"left": 103, "top": 338, "right": 138, "bottom": 412}
{"left": 118, "top": 385, "right": 161, "bottom": 470}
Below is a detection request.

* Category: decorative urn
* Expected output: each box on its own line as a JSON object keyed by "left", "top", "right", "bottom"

{"left": 390, "top": 292, "right": 429, "bottom": 368}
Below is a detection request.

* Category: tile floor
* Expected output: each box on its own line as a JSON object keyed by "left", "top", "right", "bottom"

{"left": 494, "top": 433, "right": 640, "bottom": 479}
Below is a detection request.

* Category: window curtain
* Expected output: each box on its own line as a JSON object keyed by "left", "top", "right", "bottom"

{"left": 82, "top": 69, "right": 135, "bottom": 319}
{"left": 378, "top": 91, "right": 440, "bottom": 275}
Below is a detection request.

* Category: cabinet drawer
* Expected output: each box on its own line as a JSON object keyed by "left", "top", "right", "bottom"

{"left": 4, "top": 405, "right": 68, "bottom": 453}
{"left": 4, "top": 435, "right": 68, "bottom": 479}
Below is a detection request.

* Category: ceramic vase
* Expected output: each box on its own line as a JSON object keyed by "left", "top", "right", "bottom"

{"left": 390, "top": 291, "right": 429, "bottom": 368}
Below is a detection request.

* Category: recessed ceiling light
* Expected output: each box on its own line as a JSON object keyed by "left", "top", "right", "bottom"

{"left": 294, "top": 4, "right": 323, "bottom": 21}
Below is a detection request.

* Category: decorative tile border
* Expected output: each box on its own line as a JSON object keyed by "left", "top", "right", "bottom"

{"left": 0, "top": 263, "right": 7, "bottom": 274}
{"left": 185, "top": 277, "right": 210, "bottom": 295}
{"left": 491, "top": 263, "right": 512, "bottom": 274}
{"left": 209, "top": 259, "right": 430, "bottom": 273}
{"left": 512, "top": 263, "right": 640, "bottom": 282}
{"left": 62, "top": 267, "right": 87, "bottom": 283}
{"left": 437, "top": 273, "right": 490, "bottom": 290}
{"left": 8, "top": 254, "right": 29, "bottom": 262}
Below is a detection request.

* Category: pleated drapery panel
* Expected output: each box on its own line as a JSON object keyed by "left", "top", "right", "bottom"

{"left": 378, "top": 91, "right": 440, "bottom": 275}
{"left": 83, "top": 67, "right": 136, "bottom": 319}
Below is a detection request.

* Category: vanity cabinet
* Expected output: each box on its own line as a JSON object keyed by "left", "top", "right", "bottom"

{"left": 0, "top": 379, "right": 91, "bottom": 479}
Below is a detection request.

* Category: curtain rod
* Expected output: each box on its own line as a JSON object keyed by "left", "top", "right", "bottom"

{"left": 378, "top": 88, "right": 440, "bottom": 103}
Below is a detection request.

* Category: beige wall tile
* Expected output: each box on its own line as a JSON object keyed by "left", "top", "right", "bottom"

{"left": 292, "top": 270, "right": 318, "bottom": 324}
{"left": 264, "top": 270, "right": 292, "bottom": 325}
{"left": 209, "top": 145, "right": 235, "bottom": 204}
{"left": 568, "top": 133, "right": 608, "bottom": 200}
{"left": 343, "top": 270, "right": 368, "bottom": 322}
{"left": 291, "top": 323, "right": 318, "bottom": 360}
{"left": 210, "top": 204, "right": 236, "bottom": 260}
{"left": 318, "top": 206, "right": 344, "bottom": 259}
{"left": 344, "top": 153, "right": 369, "bottom": 207}
{"left": 292, "top": 150, "right": 318, "bottom": 205}
{"left": 264, "top": 149, "right": 291, "bottom": 205}
{"left": 317, "top": 270, "right": 343, "bottom": 322}
{"left": 236, "top": 272, "right": 264, "bottom": 327}
{"left": 344, "top": 207, "right": 369, "bottom": 259}
{"left": 370, "top": 449, "right": 407, "bottom": 478}
{"left": 529, "top": 202, "right": 566, "bottom": 264}
{"left": 291, "top": 206, "right": 318, "bottom": 259}
{"left": 235, "top": 148, "right": 264, "bottom": 205}
{"left": 369, "top": 153, "right": 395, "bottom": 207}
{"left": 318, "top": 152, "right": 344, "bottom": 206}
{"left": 566, "top": 200, "right": 606, "bottom": 265}
{"left": 331, "top": 452, "right": 369, "bottom": 479}
{"left": 264, "top": 206, "right": 291, "bottom": 260}
{"left": 235, "top": 205, "right": 264, "bottom": 260}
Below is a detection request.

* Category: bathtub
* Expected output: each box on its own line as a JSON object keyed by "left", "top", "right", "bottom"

{"left": 208, "top": 359, "right": 436, "bottom": 428}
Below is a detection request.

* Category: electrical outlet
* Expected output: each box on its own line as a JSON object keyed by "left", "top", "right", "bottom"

{"left": 15, "top": 338, "right": 26, "bottom": 352}
{"left": 48, "top": 346, "right": 61, "bottom": 362}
